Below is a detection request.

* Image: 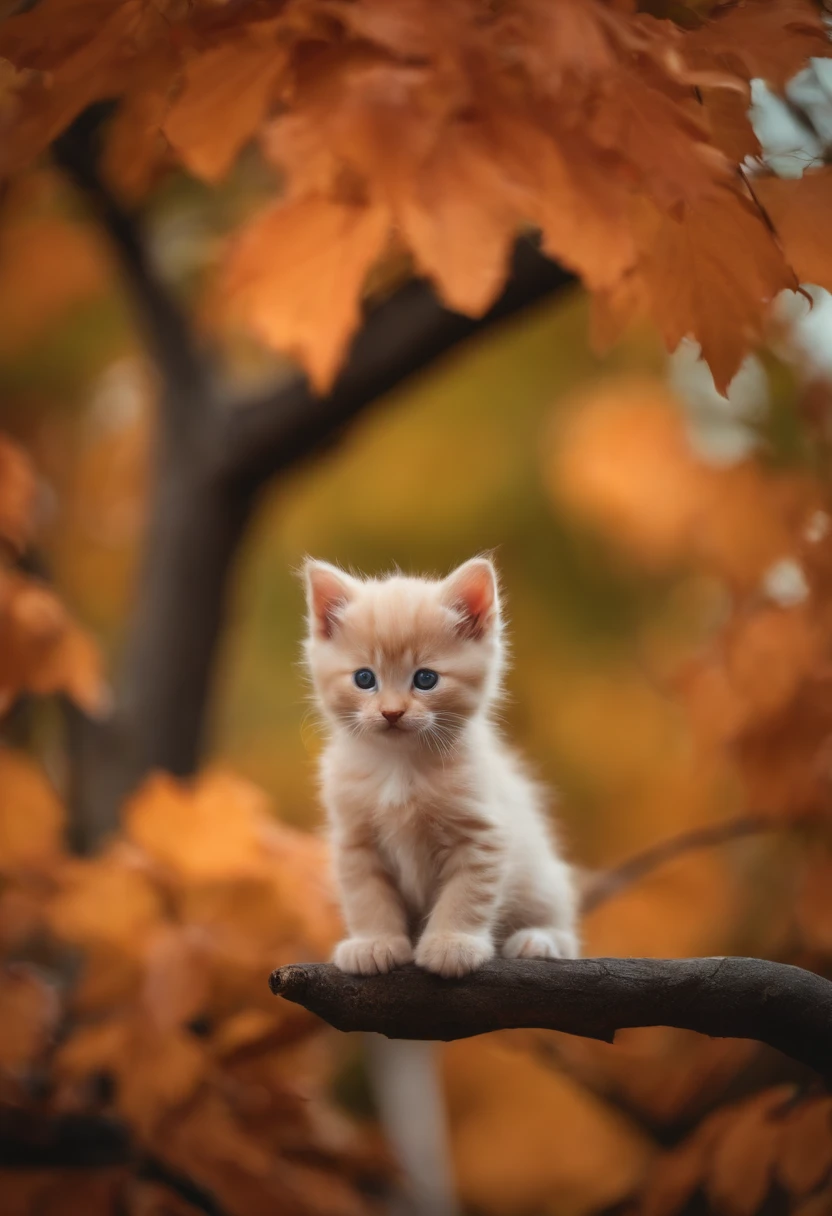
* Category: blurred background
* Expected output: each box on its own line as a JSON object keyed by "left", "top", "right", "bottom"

{"left": 4, "top": 10, "right": 832, "bottom": 1216}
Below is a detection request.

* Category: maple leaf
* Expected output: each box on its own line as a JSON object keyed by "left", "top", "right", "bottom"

{"left": 682, "top": 0, "right": 832, "bottom": 92}
{"left": 635, "top": 186, "right": 796, "bottom": 392}
{"left": 125, "top": 768, "right": 272, "bottom": 881}
{"left": 163, "top": 29, "right": 287, "bottom": 183}
{"left": 754, "top": 168, "right": 832, "bottom": 294}
{"left": 221, "top": 196, "right": 390, "bottom": 392}
{"left": 49, "top": 850, "right": 165, "bottom": 951}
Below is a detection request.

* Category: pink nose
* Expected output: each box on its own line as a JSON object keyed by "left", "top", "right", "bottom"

{"left": 382, "top": 709, "right": 404, "bottom": 724}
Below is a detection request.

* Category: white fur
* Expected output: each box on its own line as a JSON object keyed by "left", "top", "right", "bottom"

{"left": 303, "top": 557, "right": 580, "bottom": 978}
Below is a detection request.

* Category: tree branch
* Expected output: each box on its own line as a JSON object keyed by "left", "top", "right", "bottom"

{"left": 218, "top": 238, "right": 576, "bottom": 493}
{"left": 52, "top": 104, "right": 211, "bottom": 424}
{"left": 269, "top": 958, "right": 832, "bottom": 1081}
{"left": 581, "top": 815, "right": 774, "bottom": 914}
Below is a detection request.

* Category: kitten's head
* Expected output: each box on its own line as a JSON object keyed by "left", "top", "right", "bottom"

{"left": 302, "top": 557, "right": 504, "bottom": 747}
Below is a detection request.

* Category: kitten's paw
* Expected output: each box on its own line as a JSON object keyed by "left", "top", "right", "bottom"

{"left": 502, "top": 927, "right": 581, "bottom": 960}
{"left": 332, "top": 935, "right": 413, "bottom": 976}
{"left": 415, "top": 931, "right": 494, "bottom": 978}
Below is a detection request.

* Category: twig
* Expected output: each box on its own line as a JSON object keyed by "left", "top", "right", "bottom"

{"left": 581, "top": 815, "right": 774, "bottom": 914}
{"left": 269, "top": 958, "right": 832, "bottom": 1081}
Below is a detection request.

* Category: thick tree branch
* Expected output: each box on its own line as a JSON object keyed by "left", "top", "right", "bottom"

{"left": 218, "top": 239, "right": 576, "bottom": 493}
{"left": 52, "top": 105, "right": 212, "bottom": 425}
{"left": 269, "top": 958, "right": 832, "bottom": 1081}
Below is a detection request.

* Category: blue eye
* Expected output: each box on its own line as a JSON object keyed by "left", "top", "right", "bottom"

{"left": 413, "top": 669, "right": 439, "bottom": 691}
{"left": 353, "top": 669, "right": 376, "bottom": 690}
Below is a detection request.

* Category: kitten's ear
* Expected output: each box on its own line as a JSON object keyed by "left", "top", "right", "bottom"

{"left": 441, "top": 557, "right": 499, "bottom": 639}
{"left": 304, "top": 560, "right": 356, "bottom": 639}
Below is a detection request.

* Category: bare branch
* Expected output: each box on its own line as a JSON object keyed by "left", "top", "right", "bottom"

{"left": 269, "top": 958, "right": 832, "bottom": 1081}
{"left": 581, "top": 816, "right": 775, "bottom": 914}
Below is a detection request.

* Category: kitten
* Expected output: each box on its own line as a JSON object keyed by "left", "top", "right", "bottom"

{"left": 302, "top": 556, "right": 579, "bottom": 978}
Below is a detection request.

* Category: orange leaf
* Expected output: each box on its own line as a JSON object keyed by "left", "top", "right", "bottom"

{"left": 637, "top": 187, "right": 795, "bottom": 392}
{"left": 0, "top": 748, "right": 64, "bottom": 871}
{"left": 0, "top": 963, "right": 59, "bottom": 1072}
{"left": 0, "top": 434, "right": 36, "bottom": 553}
{"left": 163, "top": 31, "right": 286, "bottom": 183}
{"left": 222, "top": 196, "right": 389, "bottom": 392}
{"left": 141, "top": 925, "right": 211, "bottom": 1032}
{"left": 125, "top": 768, "right": 270, "bottom": 881}
{"left": 683, "top": 0, "right": 832, "bottom": 91}
{"left": 777, "top": 1096, "right": 832, "bottom": 1197}
{"left": 707, "top": 1087, "right": 791, "bottom": 1216}
{"left": 395, "top": 117, "right": 518, "bottom": 315}
{"left": 755, "top": 169, "right": 832, "bottom": 294}
{"left": 49, "top": 851, "right": 164, "bottom": 951}
{"left": 796, "top": 855, "right": 832, "bottom": 954}
{"left": 0, "top": 570, "right": 106, "bottom": 713}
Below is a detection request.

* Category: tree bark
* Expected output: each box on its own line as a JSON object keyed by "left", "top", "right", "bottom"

{"left": 269, "top": 958, "right": 832, "bottom": 1081}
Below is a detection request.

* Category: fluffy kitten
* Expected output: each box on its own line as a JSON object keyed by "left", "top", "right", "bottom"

{"left": 303, "top": 556, "right": 579, "bottom": 978}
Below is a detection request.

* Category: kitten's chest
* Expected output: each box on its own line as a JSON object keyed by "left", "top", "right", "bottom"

{"left": 364, "top": 761, "right": 449, "bottom": 914}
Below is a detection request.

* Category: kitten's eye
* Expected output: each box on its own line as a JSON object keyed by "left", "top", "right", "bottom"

{"left": 353, "top": 668, "right": 376, "bottom": 690}
{"left": 413, "top": 669, "right": 439, "bottom": 691}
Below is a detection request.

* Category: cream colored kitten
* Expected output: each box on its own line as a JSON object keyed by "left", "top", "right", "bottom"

{"left": 303, "top": 556, "right": 579, "bottom": 978}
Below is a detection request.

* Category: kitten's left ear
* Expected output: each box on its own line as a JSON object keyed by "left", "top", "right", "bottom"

{"left": 441, "top": 557, "right": 499, "bottom": 639}
{"left": 303, "top": 559, "right": 357, "bottom": 639}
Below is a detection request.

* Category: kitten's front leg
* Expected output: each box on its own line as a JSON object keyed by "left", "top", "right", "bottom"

{"left": 416, "top": 818, "right": 504, "bottom": 978}
{"left": 332, "top": 828, "right": 413, "bottom": 976}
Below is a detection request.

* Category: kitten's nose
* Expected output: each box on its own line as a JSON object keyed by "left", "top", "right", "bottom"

{"left": 382, "top": 709, "right": 405, "bottom": 724}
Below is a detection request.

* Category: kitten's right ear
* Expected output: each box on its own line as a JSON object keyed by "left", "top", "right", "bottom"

{"left": 303, "top": 560, "right": 356, "bottom": 639}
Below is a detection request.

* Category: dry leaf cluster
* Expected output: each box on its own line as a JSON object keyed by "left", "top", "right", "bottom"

{"left": 2, "top": 0, "right": 832, "bottom": 390}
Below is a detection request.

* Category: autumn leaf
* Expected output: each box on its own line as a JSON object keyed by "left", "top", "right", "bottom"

{"left": 0, "top": 748, "right": 64, "bottom": 871}
{"left": 755, "top": 168, "right": 832, "bottom": 294}
{"left": 683, "top": 0, "right": 832, "bottom": 91}
{"left": 636, "top": 187, "right": 796, "bottom": 392}
{"left": 706, "top": 1087, "right": 792, "bottom": 1216}
{"left": 125, "top": 768, "right": 271, "bottom": 882}
{"left": 0, "top": 570, "right": 106, "bottom": 714}
{"left": 221, "top": 196, "right": 389, "bottom": 392}
{"left": 0, "top": 434, "right": 36, "bottom": 553}
{"left": 163, "top": 30, "right": 286, "bottom": 183}
{"left": 0, "top": 963, "right": 59, "bottom": 1073}
{"left": 777, "top": 1096, "right": 832, "bottom": 1197}
{"left": 49, "top": 850, "right": 164, "bottom": 951}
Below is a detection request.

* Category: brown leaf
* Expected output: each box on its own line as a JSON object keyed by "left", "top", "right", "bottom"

{"left": 707, "top": 1087, "right": 792, "bottom": 1216}
{"left": 0, "top": 963, "right": 59, "bottom": 1072}
{"left": 0, "top": 748, "right": 64, "bottom": 871}
{"left": 163, "top": 30, "right": 286, "bottom": 183}
{"left": 0, "top": 570, "right": 106, "bottom": 714}
{"left": 699, "top": 84, "right": 760, "bottom": 163}
{"left": 641, "top": 1105, "right": 739, "bottom": 1216}
{"left": 777, "top": 1096, "right": 832, "bottom": 1197}
{"left": 683, "top": 0, "right": 832, "bottom": 91}
{"left": 221, "top": 196, "right": 389, "bottom": 392}
{"left": 395, "top": 117, "right": 518, "bottom": 315}
{"left": 0, "top": 434, "right": 36, "bottom": 553}
{"left": 796, "top": 855, "right": 832, "bottom": 954}
{"left": 141, "top": 925, "right": 211, "bottom": 1032}
{"left": 637, "top": 187, "right": 796, "bottom": 392}
{"left": 755, "top": 168, "right": 832, "bottom": 294}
